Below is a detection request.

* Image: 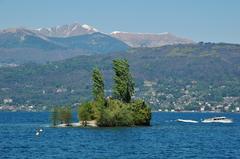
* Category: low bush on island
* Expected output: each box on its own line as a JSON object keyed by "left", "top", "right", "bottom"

{"left": 51, "top": 106, "right": 72, "bottom": 126}
{"left": 52, "top": 58, "right": 151, "bottom": 127}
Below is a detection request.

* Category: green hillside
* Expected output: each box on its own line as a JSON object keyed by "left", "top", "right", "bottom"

{"left": 0, "top": 43, "right": 240, "bottom": 111}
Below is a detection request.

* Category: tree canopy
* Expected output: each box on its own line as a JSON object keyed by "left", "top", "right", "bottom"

{"left": 113, "top": 59, "right": 135, "bottom": 103}
{"left": 52, "top": 58, "right": 151, "bottom": 127}
{"left": 92, "top": 67, "right": 105, "bottom": 101}
{"left": 77, "top": 59, "right": 150, "bottom": 127}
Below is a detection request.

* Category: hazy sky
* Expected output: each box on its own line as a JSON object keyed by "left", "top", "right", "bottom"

{"left": 0, "top": 0, "right": 239, "bottom": 43}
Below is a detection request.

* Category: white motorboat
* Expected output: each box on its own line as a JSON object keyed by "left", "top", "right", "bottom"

{"left": 176, "top": 119, "right": 198, "bottom": 123}
{"left": 202, "top": 116, "right": 233, "bottom": 123}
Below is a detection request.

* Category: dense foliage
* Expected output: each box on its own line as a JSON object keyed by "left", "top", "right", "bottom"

{"left": 95, "top": 99, "right": 151, "bottom": 127}
{"left": 78, "top": 59, "right": 151, "bottom": 127}
{"left": 92, "top": 68, "right": 105, "bottom": 101}
{"left": 113, "top": 59, "right": 134, "bottom": 103}
{"left": 78, "top": 101, "right": 97, "bottom": 125}
{"left": 76, "top": 98, "right": 151, "bottom": 127}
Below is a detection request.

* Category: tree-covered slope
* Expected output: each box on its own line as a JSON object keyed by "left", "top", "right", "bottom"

{"left": 0, "top": 31, "right": 129, "bottom": 64}
{"left": 0, "top": 43, "right": 240, "bottom": 111}
{"left": 49, "top": 32, "right": 129, "bottom": 53}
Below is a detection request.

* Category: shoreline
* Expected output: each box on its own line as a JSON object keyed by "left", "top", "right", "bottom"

{"left": 54, "top": 120, "right": 97, "bottom": 128}
{"left": 151, "top": 111, "right": 240, "bottom": 113}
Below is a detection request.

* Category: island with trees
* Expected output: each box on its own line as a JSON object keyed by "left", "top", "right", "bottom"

{"left": 51, "top": 58, "right": 151, "bottom": 127}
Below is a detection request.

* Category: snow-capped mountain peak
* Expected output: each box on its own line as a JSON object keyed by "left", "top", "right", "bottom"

{"left": 32, "top": 22, "right": 99, "bottom": 37}
{"left": 81, "top": 24, "right": 98, "bottom": 32}
{"left": 111, "top": 31, "right": 126, "bottom": 35}
{"left": 0, "top": 23, "right": 194, "bottom": 48}
{"left": 111, "top": 31, "right": 170, "bottom": 35}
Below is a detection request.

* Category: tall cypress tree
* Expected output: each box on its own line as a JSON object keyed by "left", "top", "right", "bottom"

{"left": 113, "top": 59, "right": 134, "bottom": 103}
{"left": 92, "top": 67, "right": 105, "bottom": 101}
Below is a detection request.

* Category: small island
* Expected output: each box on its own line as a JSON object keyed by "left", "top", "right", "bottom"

{"left": 51, "top": 58, "right": 151, "bottom": 127}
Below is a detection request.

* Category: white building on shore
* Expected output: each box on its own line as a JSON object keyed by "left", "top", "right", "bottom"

{"left": 3, "top": 98, "right": 13, "bottom": 104}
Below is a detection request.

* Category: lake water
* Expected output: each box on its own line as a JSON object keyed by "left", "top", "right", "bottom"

{"left": 0, "top": 112, "right": 239, "bottom": 159}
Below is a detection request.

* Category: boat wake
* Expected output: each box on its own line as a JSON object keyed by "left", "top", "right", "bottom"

{"left": 175, "top": 116, "right": 233, "bottom": 124}
{"left": 176, "top": 119, "right": 199, "bottom": 123}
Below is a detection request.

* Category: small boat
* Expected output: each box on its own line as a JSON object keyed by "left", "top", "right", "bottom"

{"left": 35, "top": 128, "right": 43, "bottom": 136}
{"left": 176, "top": 119, "right": 198, "bottom": 123}
{"left": 36, "top": 131, "right": 40, "bottom": 136}
{"left": 202, "top": 116, "right": 233, "bottom": 123}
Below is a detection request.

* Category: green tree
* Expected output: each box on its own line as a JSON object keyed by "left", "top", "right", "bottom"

{"left": 51, "top": 107, "right": 59, "bottom": 126}
{"left": 92, "top": 67, "right": 105, "bottom": 101}
{"left": 131, "top": 100, "right": 151, "bottom": 126}
{"left": 59, "top": 107, "right": 72, "bottom": 125}
{"left": 112, "top": 59, "right": 134, "bottom": 103}
{"left": 78, "top": 102, "right": 95, "bottom": 126}
{"left": 96, "top": 99, "right": 134, "bottom": 127}
{"left": 76, "top": 59, "right": 151, "bottom": 127}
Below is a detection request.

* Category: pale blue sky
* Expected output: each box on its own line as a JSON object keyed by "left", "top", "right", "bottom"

{"left": 0, "top": 0, "right": 240, "bottom": 43}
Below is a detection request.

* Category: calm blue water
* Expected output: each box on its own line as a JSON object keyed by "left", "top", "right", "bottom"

{"left": 0, "top": 112, "right": 240, "bottom": 159}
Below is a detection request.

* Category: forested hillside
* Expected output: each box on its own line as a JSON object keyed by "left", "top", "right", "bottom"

{"left": 0, "top": 43, "right": 240, "bottom": 111}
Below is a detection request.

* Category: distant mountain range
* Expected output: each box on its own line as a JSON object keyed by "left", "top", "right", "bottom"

{"left": 0, "top": 22, "right": 194, "bottom": 48}
{"left": 0, "top": 22, "right": 194, "bottom": 63}
{"left": 32, "top": 22, "right": 98, "bottom": 37}
{"left": 0, "top": 23, "right": 130, "bottom": 63}
{"left": 111, "top": 31, "right": 193, "bottom": 47}
{"left": 0, "top": 26, "right": 129, "bottom": 52}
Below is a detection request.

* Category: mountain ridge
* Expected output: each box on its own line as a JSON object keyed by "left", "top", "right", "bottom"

{"left": 110, "top": 31, "right": 194, "bottom": 47}
{"left": 32, "top": 22, "right": 98, "bottom": 37}
{"left": 0, "top": 28, "right": 130, "bottom": 63}
{"left": 0, "top": 22, "right": 194, "bottom": 48}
